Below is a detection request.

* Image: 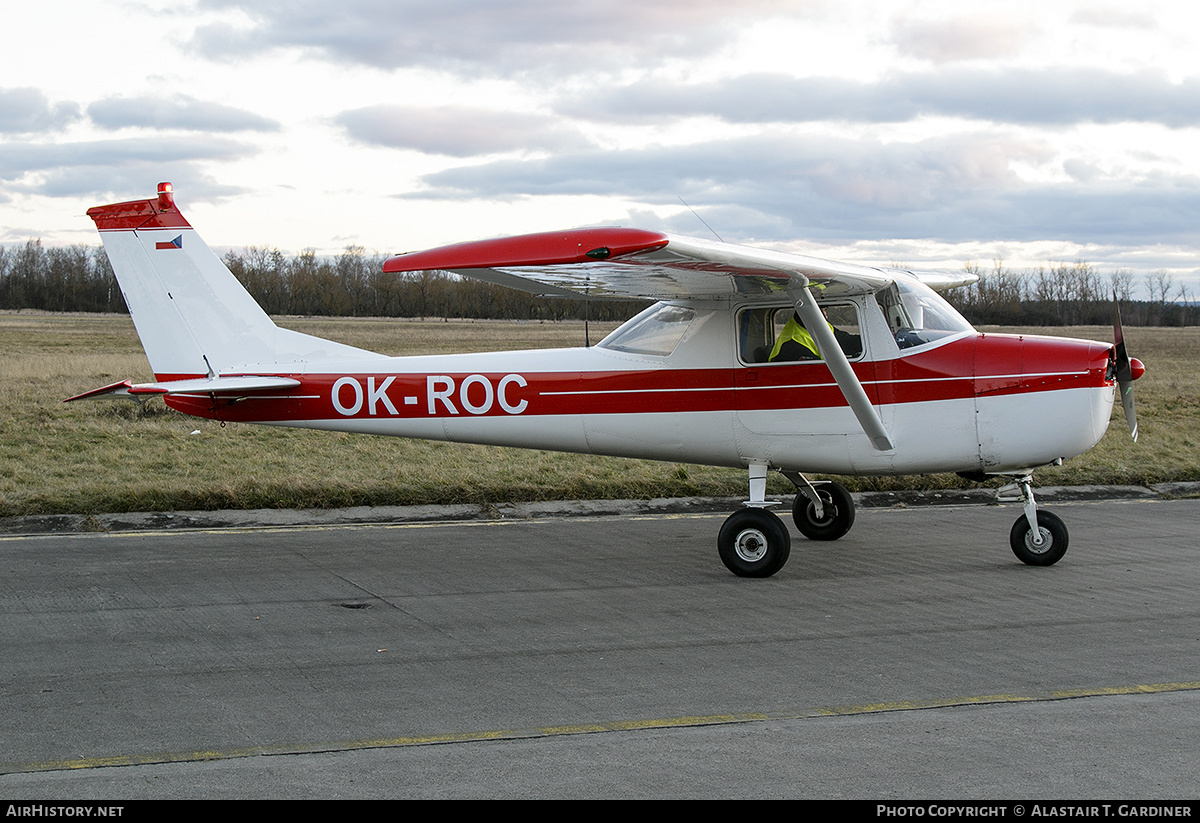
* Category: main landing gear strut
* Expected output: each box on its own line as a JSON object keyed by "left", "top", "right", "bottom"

{"left": 717, "top": 465, "right": 856, "bottom": 577}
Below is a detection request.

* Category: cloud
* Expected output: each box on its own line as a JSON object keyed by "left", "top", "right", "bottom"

{"left": 0, "top": 136, "right": 256, "bottom": 178}
{"left": 558, "top": 69, "right": 1200, "bottom": 128}
{"left": 889, "top": 14, "right": 1034, "bottom": 62}
{"left": 402, "top": 132, "right": 1200, "bottom": 247}
{"left": 0, "top": 136, "right": 257, "bottom": 199}
{"left": 33, "top": 166, "right": 245, "bottom": 202}
{"left": 0, "top": 88, "right": 81, "bottom": 134}
{"left": 190, "top": 0, "right": 815, "bottom": 75}
{"left": 87, "top": 95, "right": 280, "bottom": 133}
{"left": 407, "top": 131, "right": 1035, "bottom": 215}
{"left": 411, "top": 132, "right": 1037, "bottom": 202}
{"left": 336, "top": 105, "right": 591, "bottom": 156}
{"left": 1070, "top": 6, "right": 1157, "bottom": 29}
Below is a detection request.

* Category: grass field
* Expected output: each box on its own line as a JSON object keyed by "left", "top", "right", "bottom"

{"left": 1, "top": 312, "right": 1195, "bottom": 517}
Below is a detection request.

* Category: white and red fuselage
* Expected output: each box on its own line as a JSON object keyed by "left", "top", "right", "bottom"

{"left": 156, "top": 315, "right": 1114, "bottom": 477}
{"left": 83, "top": 185, "right": 1118, "bottom": 480}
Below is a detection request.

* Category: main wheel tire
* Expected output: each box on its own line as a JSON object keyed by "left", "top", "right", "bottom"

{"left": 792, "top": 482, "right": 855, "bottom": 541}
{"left": 717, "top": 509, "right": 791, "bottom": 578}
{"left": 1009, "top": 510, "right": 1069, "bottom": 566}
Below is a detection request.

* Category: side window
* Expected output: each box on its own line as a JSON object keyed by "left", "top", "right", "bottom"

{"left": 822, "top": 304, "right": 863, "bottom": 358}
{"left": 600, "top": 303, "right": 696, "bottom": 355}
{"left": 739, "top": 307, "right": 774, "bottom": 363}
{"left": 739, "top": 304, "right": 862, "bottom": 363}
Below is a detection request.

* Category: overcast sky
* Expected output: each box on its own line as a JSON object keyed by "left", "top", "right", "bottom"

{"left": 3, "top": 0, "right": 1199, "bottom": 295}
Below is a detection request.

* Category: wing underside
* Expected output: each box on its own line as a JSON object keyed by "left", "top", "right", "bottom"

{"left": 383, "top": 228, "right": 975, "bottom": 301}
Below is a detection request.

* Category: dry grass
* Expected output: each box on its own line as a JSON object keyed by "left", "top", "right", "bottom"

{"left": 1, "top": 313, "right": 1194, "bottom": 516}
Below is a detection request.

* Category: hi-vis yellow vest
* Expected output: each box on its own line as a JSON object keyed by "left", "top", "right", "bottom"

{"left": 769, "top": 316, "right": 821, "bottom": 360}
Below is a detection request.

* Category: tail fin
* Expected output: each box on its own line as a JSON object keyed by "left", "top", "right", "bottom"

{"left": 88, "top": 182, "right": 379, "bottom": 379}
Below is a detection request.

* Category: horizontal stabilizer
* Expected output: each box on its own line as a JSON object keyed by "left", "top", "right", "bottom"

{"left": 66, "top": 375, "right": 301, "bottom": 403}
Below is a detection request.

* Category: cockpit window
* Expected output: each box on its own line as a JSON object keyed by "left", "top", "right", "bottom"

{"left": 876, "top": 280, "right": 973, "bottom": 349}
{"left": 739, "top": 304, "right": 862, "bottom": 364}
{"left": 599, "top": 303, "right": 696, "bottom": 356}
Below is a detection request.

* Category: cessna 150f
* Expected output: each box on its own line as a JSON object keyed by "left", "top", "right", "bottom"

{"left": 71, "top": 183, "right": 1143, "bottom": 577}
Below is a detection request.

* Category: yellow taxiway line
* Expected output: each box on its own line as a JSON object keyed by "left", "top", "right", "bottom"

{"left": 5, "top": 680, "right": 1199, "bottom": 775}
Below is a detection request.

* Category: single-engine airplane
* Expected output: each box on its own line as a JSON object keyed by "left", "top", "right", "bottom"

{"left": 70, "top": 183, "right": 1144, "bottom": 577}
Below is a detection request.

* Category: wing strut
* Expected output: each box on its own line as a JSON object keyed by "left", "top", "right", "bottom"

{"left": 789, "top": 281, "right": 894, "bottom": 451}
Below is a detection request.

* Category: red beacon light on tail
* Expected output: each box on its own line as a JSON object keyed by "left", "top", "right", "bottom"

{"left": 157, "top": 182, "right": 175, "bottom": 211}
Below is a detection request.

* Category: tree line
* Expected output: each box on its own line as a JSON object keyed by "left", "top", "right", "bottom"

{"left": 0, "top": 241, "right": 124, "bottom": 313}
{"left": 0, "top": 241, "right": 646, "bottom": 322}
{"left": 0, "top": 240, "right": 1194, "bottom": 326}
{"left": 221, "top": 245, "right": 648, "bottom": 321}
{"left": 946, "top": 260, "right": 1195, "bottom": 326}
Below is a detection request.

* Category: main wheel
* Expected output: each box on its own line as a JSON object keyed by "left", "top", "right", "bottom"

{"left": 1009, "top": 510, "right": 1069, "bottom": 566}
{"left": 717, "top": 509, "right": 791, "bottom": 578}
{"left": 792, "top": 482, "right": 855, "bottom": 541}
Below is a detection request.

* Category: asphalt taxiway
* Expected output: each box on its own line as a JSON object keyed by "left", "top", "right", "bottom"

{"left": 2, "top": 496, "right": 1198, "bottom": 798}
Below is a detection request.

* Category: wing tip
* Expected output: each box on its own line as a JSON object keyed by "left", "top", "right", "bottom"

{"left": 383, "top": 227, "right": 669, "bottom": 273}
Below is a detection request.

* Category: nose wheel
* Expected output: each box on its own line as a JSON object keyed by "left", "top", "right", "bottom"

{"left": 1009, "top": 510, "right": 1069, "bottom": 565}
{"left": 999, "top": 475, "right": 1069, "bottom": 566}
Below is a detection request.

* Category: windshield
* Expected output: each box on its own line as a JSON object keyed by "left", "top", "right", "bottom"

{"left": 599, "top": 303, "right": 696, "bottom": 356}
{"left": 876, "top": 280, "right": 973, "bottom": 349}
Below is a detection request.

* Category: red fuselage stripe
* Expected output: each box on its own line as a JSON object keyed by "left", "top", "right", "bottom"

{"left": 162, "top": 364, "right": 1110, "bottom": 423}
{"left": 158, "top": 335, "right": 1112, "bottom": 422}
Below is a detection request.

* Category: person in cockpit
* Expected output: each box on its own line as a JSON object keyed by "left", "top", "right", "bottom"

{"left": 769, "top": 312, "right": 822, "bottom": 361}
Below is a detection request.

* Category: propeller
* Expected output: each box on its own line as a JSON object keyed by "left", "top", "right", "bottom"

{"left": 1112, "top": 294, "right": 1145, "bottom": 441}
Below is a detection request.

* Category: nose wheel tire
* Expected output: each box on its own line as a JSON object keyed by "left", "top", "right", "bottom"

{"left": 792, "top": 481, "right": 855, "bottom": 541}
{"left": 718, "top": 509, "right": 791, "bottom": 577}
{"left": 1009, "top": 510, "right": 1069, "bottom": 566}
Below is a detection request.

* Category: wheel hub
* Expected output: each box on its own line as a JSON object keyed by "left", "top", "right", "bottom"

{"left": 734, "top": 528, "right": 768, "bottom": 562}
{"left": 807, "top": 498, "right": 834, "bottom": 525}
{"left": 1024, "top": 527, "right": 1053, "bottom": 554}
